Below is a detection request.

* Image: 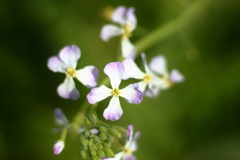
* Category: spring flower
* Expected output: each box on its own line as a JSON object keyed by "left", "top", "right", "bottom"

{"left": 47, "top": 45, "right": 99, "bottom": 100}
{"left": 100, "top": 6, "right": 137, "bottom": 59}
{"left": 53, "top": 140, "right": 65, "bottom": 155}
{"left": 102, "top": 125, "right": 140, "bottom": 160}
{"left": 87, "top": 62, "right": 143, "bottom": 121}
{"left": 122, "top": 53, "right": 184, "bottom": 97}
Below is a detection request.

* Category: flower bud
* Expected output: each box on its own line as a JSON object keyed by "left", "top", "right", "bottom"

{"left": 99, "top": 132, "right": 107, "bottom": 141}
{"left": 79, "top": 150, "right": 87, "bottom": 159}
{"left": 97, "top": 149, "right": 105, "bottom": 158}
{"left": 104, "top": 148, "right": 115, "bottom": 158}
{"left": 98, "top": 126, "right": 108, "bottom": 133}
{"left": 108, "top": 128, "right": 122, "bottom": 138}
{"left": 53, "top": 141, "right": 65, "bottom": 155}
{"left": 79, "top": 134, "right": 88, "bottom": 148}
{"left": 87, "top": 114, "right": 98, "bottom": 124}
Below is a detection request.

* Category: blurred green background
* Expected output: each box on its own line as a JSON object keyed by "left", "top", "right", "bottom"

{"left": 1, "top": 0, "right": 240, "bottom": 159}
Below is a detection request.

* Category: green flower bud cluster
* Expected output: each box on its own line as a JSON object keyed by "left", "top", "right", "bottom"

{"left": 78, "top": 125, "right": 123, "bottom": 160}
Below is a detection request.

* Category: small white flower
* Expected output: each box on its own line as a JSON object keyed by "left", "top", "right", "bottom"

{"left": 87, "top": 62, "right": 143, "bottom": 121}
{"left": 53, "top": 140, "right": 65, "bottom": 155}
{"left": 122, "top": 53, "right": 184, "bottom": 97}
{"left": 102, "top": 125, "right": 140, "bottom": 160}
{"left": 100, "top": 6, "right": 137, "bottom": 59}
{"left": 47, "top": 45, "right": 99, "bottom": 100}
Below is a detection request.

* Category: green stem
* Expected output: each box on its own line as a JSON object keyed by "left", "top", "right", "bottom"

{"left": 135, "top": 0, "right": 213, "bottom": 54}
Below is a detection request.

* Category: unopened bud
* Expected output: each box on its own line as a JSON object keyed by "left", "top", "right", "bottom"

{"left": 98, "top": 126, "right": 108, "bottom": 133}
{"left": 108, "top": 128, "right": 122, "bottom": 138}
{"left": 90, "top": 149, "right": 97, "bottom": 157}
{"left": 97, "top": 144, "right": 103, "bottom": 150}
{"left": 79, "top": 134, "right": 88, "bottom": 147}
{"left": 53, "top": 141, "right": 65, "bottom": 155}
{"left": 86, "top": 114, "right": 98, "bottom": 124}
{"left": 104, "top": 148, "right": 115, "bottom": 158}
{"left": 97, "top": 149, "right": 105, "bottom": 158}
{"left": 79, "top": 150, "right": 87, "bottom": 159}
{"left": 105, "top": 136, "right": 113, "bottom": 143}
{"left": 112, "top": 125, "right": 127, "bottom": 134}
{"left": 82, "top": 130, "right": 90, "bottom": 138}
{"left": 99, "top": 132, "right": 107, "bottom": 141}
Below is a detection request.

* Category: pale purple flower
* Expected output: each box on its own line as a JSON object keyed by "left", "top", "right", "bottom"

{"left": 100, "top": 6, "right": 137, "bottom": 59}
{"left": 47, "top": 45, "right": 99, "bottom": 100}
{"left": 122, "top": 53, "right": 184, "bottom": 97}
{"left": 87, "top": 62, "right": 143, "bottom": 121}
{"left": 101, "top": 125, "right": 140, "bottom": 160}
{"left": 53, "top": 140, "right": 65, "bottom": 155}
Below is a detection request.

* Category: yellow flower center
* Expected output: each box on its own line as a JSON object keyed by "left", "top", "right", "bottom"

{"left": 122, "top": 24, "right": 132, "bottom": 40}
{"left": 66, "top": 68, "right": 76, "bottom": 78}
{"left": 143, "top": 74, "right": 153, "bottom": 83}
{"left": 124, "top": 148, "right": 132, "bottom": 154}
{"left": 163, "top": 76, "right": 172, "bottom": 87}
{"left": 112, "top": 88, "right": 120, "bottom": 97}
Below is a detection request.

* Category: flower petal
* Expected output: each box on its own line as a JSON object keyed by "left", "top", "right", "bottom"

{"left": 145, "top": 86, "right": 161, "bottom": 98}
{"left": 127, "top": 7, "right": 137, "bottom": 31}
{"left": 102, "top": 152, "right": 124, "bottom": 160}
{"left": 122, "top": 59, "right": 144, "bottom": 80}
{"left": 57, "top": 77, "right": 79, "bottom": 100}
{"left": 47, "top": 56, "right": 67, "bottom": 73}
{"left": 127, "top": 124, "right": 134, "bottom": 141}
{"left": 76, "top": 66, "right": 99, "bottom": 87}
{"left": 122, "top": 154, "right": 136, "bottom": 160}
{"left": 149, "top": 55, "right": 168, "bottom": 75}
{"left": 59, "top": 45, "right": 81, "bottom": 68}
{"left": 54, "top": 108, "right": 69, "bottom": 126}
{"left": 100, "top": 25, "right": 123, "bottom": 42}
{"left": 121, "top": 38, "right": 136, "bottom": 59}
{"left": 53, "top": 141, "right": 65, "bottom": 155}
{"left": 129, "top": 131, "right": 141, "bottom": 152}
{"left": 120, "top": 83, "right": 143, "bottom": 104}
{"left": 112, "top": 6, "right": 127, "bottom": 25}
{"left": 87, "top": 85, "right": 112, "bottom": 104}
{"left": 170, "top": 69, "right": 185, "bottom": 83}
{"left": 137, "top": 81, "right": 148, "bottom": 93}
{"left": 103, "top": 97, "right": 123, "bottom": 121}
{"left": 104, "top": 62, "right": 124, "bottom": 89}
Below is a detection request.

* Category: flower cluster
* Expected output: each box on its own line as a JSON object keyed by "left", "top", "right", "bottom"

{"left": 49, "top": 5, "right": 184, "bottom": 159}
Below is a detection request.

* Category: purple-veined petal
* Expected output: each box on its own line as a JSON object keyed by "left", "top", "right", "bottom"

{"left": 102, "top": 152, "right": 124, "bottom": 160}
{"left": 57, "top": 77, "right": 79, "bottom": 100}
{"left": 129, "top": 131, "right": 141, "bottom": 152}
{"left": 122, "top": 154, "right": 136, "bottom": 160}
{"left": 75, "top": 66, "right": 99, "bottom": 87}
{"left": 103, "top": 97, "right": 123, "bottom": 121}
{"left": 47, "top": 56, "right": 67, "bottom": 73}
{"left": 59, "top": 45, "right": 81, "bottom": 68}
{"left": 149, "top": 55, "right": 168, "bottom": 75}
{"left": 112, "top": 6, "right": 127, "bottom": 25}
{"left": 145, "top": 86, "right": 161, "bottom": 98}
{"left": 127, "top": 7, "right": 137, "bottom": 31}
{"left": 120, "top": 83, "right": 143, "bottom": 104}
{"left": 53, "top": 141, "right": 64, "bottom": 155}
{"left": 136, "top": 81, "right": 147, "bottom": 93}
{"left": 121, "top": 38, "right": 136, "bottom": 59}
{"left": 54, "top": 108, "right": 69, "bottom": 126}
{"left": 122, "top": 59, "right": 144, "bottom": 80}
{"left": 100, "top": 25, "right": 124, "bottom": 42}
{"left": 127, "top": 125, "right": 134, "bottom": 141}
{"left": 104, "top": 62, "right": 124, "bottom": 89}
{"left": 87, "top": 85, "right": 112, "bottom": 104}
{"left": 170, "top": 69, "right": 184, "bottom": 83}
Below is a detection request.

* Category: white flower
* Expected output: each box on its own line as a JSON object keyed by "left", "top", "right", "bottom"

{"left": 102, "top": 125, "right": 140, "bottom": 160}
{"left": 47, "top": 45, "right": 99, "bottom": 100}
{"left": 53, "top": 140, "right": 65, "bottom": 155}
{"left": 87, "top": 62, "right": 143, "bottom": 121}
{"left": 100, "top": 6, "right": 137, "bottom": 59}
{"left": 122, "top": 53, "right": 185, "bottom": 97}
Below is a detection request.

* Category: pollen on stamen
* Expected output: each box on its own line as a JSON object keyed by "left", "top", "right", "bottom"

{"left": 124, "top": 148, "right": 132, "bottom": 154}
{"left": 112, "top": 88, "right": 120, "bottom": 97}
{"left": 143, "top": 74, "right": 153, "bottom": 83}
{"left": 122, "top": 24, "right": 132, "bottom": 40}
{"left": 66, "top": 68, "right": 76, "bottom": 78}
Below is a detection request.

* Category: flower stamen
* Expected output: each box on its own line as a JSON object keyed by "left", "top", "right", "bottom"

{"left": 124, "top": 148, "right": 132, "bottom": 155}
{"left": 122, "top": 24, "right": 132, "bottom": 40}
{"left": 66, "top": 68, "right": 76, "bottom": 77}
{"left": 112, "top": 88, "right": 120, "bottom": 97}
{"left": 143, "top": 74, "right": 153, "bottom": 83}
